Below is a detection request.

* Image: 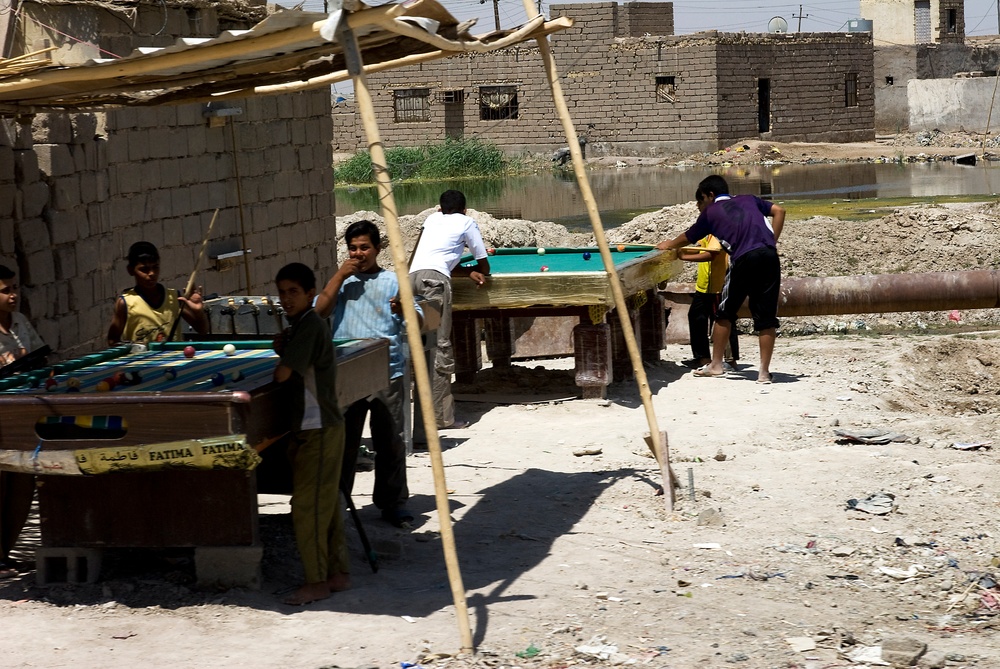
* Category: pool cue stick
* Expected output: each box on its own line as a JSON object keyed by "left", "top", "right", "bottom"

{"left": 339, "top": 21, "right": 473, "bottom": 653}
{"left": 251, "top": 431, "right": 289, "bottom": 453}
{"left": 526, "top": 11, "right": 675, "bottom": 511}
{"left": 166, "top": 208, "right": 220, "bottom": 341}
{"left": 342, "top": 485, "right": 379, "bottom": 574}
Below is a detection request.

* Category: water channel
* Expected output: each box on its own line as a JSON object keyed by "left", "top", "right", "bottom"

{"left": 335, "top": 161, "right": 1000, "bottom": 230}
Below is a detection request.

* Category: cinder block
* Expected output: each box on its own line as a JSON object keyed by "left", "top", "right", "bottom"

{"left": 32, "top": 114, "right": 73, "bottom": 144}
{"left": 36, "top": 547, "right": 103, "bottom": 585}
{"left": 194, "top": 546, "right": 262, "bottom": 589}
{"left": 35, "top": 144, "right": 75, "bottom": 177}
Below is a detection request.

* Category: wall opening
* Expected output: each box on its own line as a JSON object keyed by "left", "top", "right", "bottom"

{"left": 757, "top": 78, "right": 770, "bottom": 133}
{"left": 845, "top": 73, "right": 859, "bottom": 107}
{"left": 479, "top": 85, "right": 519, "bottom": 120}
{"left": 914, "top": 0, "right": 931, "bottom": 43}
{"left": 393, "top": 88, "right": 431, "bottom": 122}
{"left": 946, "top": 8, "right": 957, "bottom": 33}
{"left": 655, "top": 75, "right": 676, "bottom": 103}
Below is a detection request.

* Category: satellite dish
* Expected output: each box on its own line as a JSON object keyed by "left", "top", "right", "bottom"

{"left": 767, "top": 16, "right": 788, "bottom": 34}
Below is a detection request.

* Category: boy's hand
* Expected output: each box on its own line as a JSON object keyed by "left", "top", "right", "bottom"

{"left": 469, "top": 271, "right": 488, "bottom": 287}
{"left": 179, "top": 285, "right": 205, "bottom": 312}
{"left": 389, "top": 295, "right": 402, "bottom": 315}
{"left": 336, "top": 258, "right": 362, "bottom": 279}
{"left": 272, "top": 329, "right": 289, "bottom": 356}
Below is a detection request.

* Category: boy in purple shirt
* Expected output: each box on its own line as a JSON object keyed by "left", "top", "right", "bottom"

{"left": 657, "top": 175, "right": 785, "bottom": 384}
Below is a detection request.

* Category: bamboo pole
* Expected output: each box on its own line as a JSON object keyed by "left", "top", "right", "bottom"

{"left": 519, "top": 5, "right": 675, "bottom": 510}
{"left": 337, "top": 20, "right": 474, "bottom": 654}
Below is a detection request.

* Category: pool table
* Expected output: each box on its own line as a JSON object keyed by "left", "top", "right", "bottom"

{"left": 0, "top": 338, "right": 388, "bottom": 585}
{"left": 451, "top": 246, "right": 682, "bottom": 397}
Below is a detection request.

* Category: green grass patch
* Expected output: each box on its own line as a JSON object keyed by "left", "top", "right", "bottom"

{"left": 334, "top": 138, "right": 512, "bottom": 185}
{"left": 775, "top": 194, "right": 994, "bottom": 221}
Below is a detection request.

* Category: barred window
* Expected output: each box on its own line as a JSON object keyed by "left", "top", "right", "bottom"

{"left": 479, "top": 85, "right": 519, "bottom": 120}
{"left": 845, "top": 73, "right": 859, "bottom": 107}
{"left": 656, "top": 75, "right": 676, "bottom": 103}
{"left": 393, "top": 88, "right": 431, "bottom": 122}
{"left": 440, "top": 89, "right": 465, "bottom": 104}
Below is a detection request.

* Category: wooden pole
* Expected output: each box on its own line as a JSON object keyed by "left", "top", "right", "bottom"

{"left": 518, "top": 3, "right": 675, "bottom": 510}
{"left": 227, "top": 119, "right": 253, "bottom": 292}
{"left": 337, "top": 21, "right": 475, "bottom": 654}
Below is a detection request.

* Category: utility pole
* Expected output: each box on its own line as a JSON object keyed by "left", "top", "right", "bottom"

{"left": 480, "top": 0, "right": 501, "bottom": 31}
{"left": 793, "top": 4, "right": 809, "bottom": 32}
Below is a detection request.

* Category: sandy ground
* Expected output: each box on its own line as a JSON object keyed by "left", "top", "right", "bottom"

{"left": 3, "top": 139, "right": 1000, "bottom": 668}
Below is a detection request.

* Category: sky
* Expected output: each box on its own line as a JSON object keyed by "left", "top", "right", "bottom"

{"left": 300, "top": 0, "right": 1000, "bottom": 36}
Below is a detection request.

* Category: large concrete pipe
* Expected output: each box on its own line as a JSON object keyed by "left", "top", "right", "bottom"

{"left": 739, "top": 270, "right": 1000, "bottom": 317}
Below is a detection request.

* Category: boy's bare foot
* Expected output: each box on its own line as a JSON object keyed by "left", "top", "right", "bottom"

{"left": 282, "top": 582, "right": 330, "bottom": 606}
{"left": 327, "top": 572, "right": 351, "bottom": 592}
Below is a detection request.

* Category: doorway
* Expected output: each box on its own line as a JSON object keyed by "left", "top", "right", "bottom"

{"left": 757, "top": 78, "right": 771, "bottom": 133}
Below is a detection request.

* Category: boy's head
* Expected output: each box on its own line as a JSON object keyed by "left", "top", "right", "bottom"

{"left": 696, "top": 175, "right": 729, "bottom": 210}
{"left": 275, "top": 262, "right": 316, "bottom": 319}
{"left": 439, "top": 190, "right": 466, "bottom": 215}
{"left": 344, "top": 220, "right": 381, "bottom": 273}
{"left": 0, "top": 264, "right": 17, "bottom": 314}
{"left": 126, "top": 241, "right": 161, "bottom": 291}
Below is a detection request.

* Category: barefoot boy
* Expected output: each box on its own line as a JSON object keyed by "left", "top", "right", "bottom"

{"left": 107, "top": 241, "right": 208, "bottom": 345}
{"left": 274, "top": 262, "right": 349, "bottom": 605}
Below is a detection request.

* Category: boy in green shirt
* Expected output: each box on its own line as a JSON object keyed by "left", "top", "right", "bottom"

{"left": 273, "top": 262, "right": 348, "bottom": 605}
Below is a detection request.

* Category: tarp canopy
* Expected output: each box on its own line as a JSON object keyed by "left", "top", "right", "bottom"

{"left": 0, "top": 0, "right": 571, "bottom": 113}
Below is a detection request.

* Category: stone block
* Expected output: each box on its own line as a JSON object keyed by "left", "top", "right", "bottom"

{"left": 115, "top": 164, "right": 141, "bottom": 194}
{"left": 25, "top": 249, "right": 56, "bottom": 285}
{"left": 32, "top": 114, "right": 73, "bottom": 144}
{"left": 171, "top": 188, "right": 192, "bottom": 217}
{"left": 46, "top": 210, "right": 81, "bottom": 246}
{"left": 881, "top": 637, "right": 927, "bottom": 666}
{"left": 149, "top": 190, "right": 172, "bottom": 220}
{"left": 35, "top": 144, "right": 74, "bottom": 177}
{"left": 168, "top": 129, "right": 188, "bottom": 158}
{"left": 0, "top": 118, "right": 15, "bottom": 147}
{"left": 21, "top": 182, "right": 49, "bottom": 219}
{"left": 140, "top": 161, "right": 161, "bottom": 191}
{"left": 176, "top": 103, "right": 203, "bottom": 127}
{"left": 208, "top": 182, "right": 228, "bottom": 209}
{"left": 70, "top": 114, "right": 98, "bottom": 144}
{"left": 76, "top": 238, "right": 100, "bottom": 275}
{"left": 127, "top": 133, "right": 149, "bottom": 161}
{"left": 51, "top": 175, "right": 81, "bottom": 210}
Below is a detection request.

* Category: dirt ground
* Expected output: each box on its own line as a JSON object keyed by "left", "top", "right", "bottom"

{"left": 3, "top": 139, "right": 1000, "bottom": 669}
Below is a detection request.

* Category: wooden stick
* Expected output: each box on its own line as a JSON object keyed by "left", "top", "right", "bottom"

{"left": 167, "top": 208, "right": 219, "bottom": 341}
{"left": 337, "top": 22, "right": 474, "bottom": 654}
{"left": 521, "top": 4, "right": 675, "bottom": 511}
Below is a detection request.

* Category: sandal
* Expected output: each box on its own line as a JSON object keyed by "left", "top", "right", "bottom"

{"left": 381, "top": 507, "right": 415, "bottom": 528}
{"left": 692, "top": 366, "right": 727, "bottom": 378}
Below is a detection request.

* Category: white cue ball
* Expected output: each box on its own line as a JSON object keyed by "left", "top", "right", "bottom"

{"left": 537, "top": 247, "right": 545, "bottom": 255}
{"left": 223, "top": 343, "right": 237, "bottom": 356}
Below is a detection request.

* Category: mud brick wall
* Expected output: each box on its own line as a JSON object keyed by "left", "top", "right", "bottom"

{"left": 714, "top": 33, "right": 874, "bottom": 145}
{"left": 936, "top": 0, "right": 965, "bottom": 44}
{"left": 331, "top": 2, "right": 874, "bottom": 156}
{"left": 0, "top": 91, "right": 335, "bottom": 360}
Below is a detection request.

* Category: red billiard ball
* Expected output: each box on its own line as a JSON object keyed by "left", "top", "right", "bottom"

{"left": 487, "top": 248, "right": 496, "bottom": 256}
{"left": 112, "top": 371, "right": 126, "bottom": 386}
{"left": 540, "top": 265, "right": 550, "bottom": 272}
{"left": 44, "top": 378, "right": 58, "bottom": 391}
{"left": 183, "top": 345, "right": 196, "bottom": 358}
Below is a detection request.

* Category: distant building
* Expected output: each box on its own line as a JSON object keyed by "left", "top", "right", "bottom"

{"left": 860, "top": 0, "right": 965, "bottom": 46}
{"left": 331, "top": 2, "right": 875, "bottom": 156}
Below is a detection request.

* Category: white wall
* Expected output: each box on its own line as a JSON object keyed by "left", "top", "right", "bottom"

{"left": 908, "top": 77, "right": 1000, "bottom": 131}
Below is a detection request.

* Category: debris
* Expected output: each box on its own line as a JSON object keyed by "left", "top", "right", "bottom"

{"left": 878, "top": 564, "right": 930, "bottom": 580}
{"left": 696, "top": 508, "right": 725, "bottom": 527}
{"left": 831, "top": 546, "right": 856, "bottom": 557}
{"left": 949, "top": 441, "right": 992, "bottom": 451}
{"left": 693, "top": 543, "right": 722, "bottom": 549}
{"left": 785, "top": 637, "right": 816, "bottom": 652}
{"left": 834, "top": 428, "right": 910, "bottom": 444}
{"left": 572, "top": 446, "right": 602, "bottom": 456}
{"left": 843, "top": 645, "right": 889, "bottom": 666}
{"left": 515, "top": 644, "right": 540, "bottom": 659}
{"left": 846, "top": 492, "right": 896, "bottom": 515}
{"left": 880, "top": 636, "right": 927, "bottom": 666}
{"left": 713, "top": 449, "right": 727, "bottom": 461}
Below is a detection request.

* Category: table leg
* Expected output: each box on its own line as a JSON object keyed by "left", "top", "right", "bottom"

{"left": 639, "top": 290, "right": 666, "bottom": 364}
{"left": 609, "top": 307, "right": 641, "bottom": 383}
{"left": 452, "top": 314, "right": 482, "bottom": 384}
{"left": 484, "top": 316, "right": 513, "bottom": 370}
{"left": 573, "top": 323, "right": 611, "bottom": 399}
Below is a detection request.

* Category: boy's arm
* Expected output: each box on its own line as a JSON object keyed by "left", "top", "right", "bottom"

{"left": 452, "top": 258, "right": 490, "bottom": 286}
{"left": 179, "top": 286, "right": 209, "bottom": 334}
{"left": 107, "top": 296, "right": 128, "bottom": 345}
{"left": 677, "top": 250, "right": 713, "bottom": 263}
{"left": 273, "top": 363, "right": 293, "bottom": 383}
{"left": 314, "top": 259, "right": 360, "bottom": 319}
{"left": 769, "top": 204, "right": 786, "bottom": 242}
{"left": 656, "top": 231, "right": 692, "bottom": 251}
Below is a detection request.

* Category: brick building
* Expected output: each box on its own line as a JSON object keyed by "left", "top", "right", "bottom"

{"left": 0, "top": 0, "right": 336, "bottom": 358}
{"left": 331, "top": 1, "right": 875, "bottom": 156}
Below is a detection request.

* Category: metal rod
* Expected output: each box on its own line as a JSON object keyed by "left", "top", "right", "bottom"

{"left": 687, "top": 467, "right": 695, "bottom": 502}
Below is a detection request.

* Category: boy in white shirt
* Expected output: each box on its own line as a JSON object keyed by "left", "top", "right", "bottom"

{"left": 409, "top": 190, "right": 490, "bottom": 433}
{"left": 0, "top": 264, "right": 45, "bottom": 368}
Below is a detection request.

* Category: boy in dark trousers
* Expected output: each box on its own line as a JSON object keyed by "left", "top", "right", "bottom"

{"left": 274, "top": 262, "right": 349, "bottom": 605}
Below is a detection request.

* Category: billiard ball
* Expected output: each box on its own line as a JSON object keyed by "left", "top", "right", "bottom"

{"left": 163, "top": 369, "right": 177, "bottom": 380}
{"left": 616, "top": 244, "right": 626, "bottom": 252}
{"left": 583, "top": 252, "right": 592, "bottom": 260}
{"left": 230, "top": 370, "right": 244, "bottom": 382}
{"left": 45, "top": 378, "right": 58, "bottom": 391}
{"left": 222, "top": 343, "right": 237, "bottom": 356}
{"left": 112, "top": 372, "right": 126, "bottom": 386}
{"left": 487, "top": 248, "right": 496, "bottom": 256}
{"left": 540, "top": 265, "right": 550, "bottom": 272}
{"left": 211, "top": 372, "right": 226, "bottom": 386}
{"left": 537, "top": 247, "right": 545, "bottom": 255}
{"left": 123, "top": 371, "right": 141, "bottom": 386}
{"left": 66, "top": 377, "right": 81, "bottom": 389}
{"left": 96, "top": 380, "right": 112, "bottom": 392}
{"left": 183, "top": 345, "right": 196, "bottom": 358}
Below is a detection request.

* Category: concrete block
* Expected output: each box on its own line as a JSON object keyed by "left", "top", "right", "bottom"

{"left": 176, "top": 103, "right": 203, "bottom": 127}
{"left": 881, "top": 637, "right": 927, "bottom": 666}
{"left": 25, "top": 249, "right": 56, "bottom": 285}
{"left": 46, "top": 210, "right": 82, "bottom": 246}
{"left": 149, "top": 189, "right": 172, "bottom": 219}
{"left": 116, "top": 163, "right": 141, "bottom": 194}
{"left": 171, "top": 188, "right": 192, "bottom": 217}
{"left": 0, "top": 208, "right": 15, "bottom": 252}
{"left": 21, "top": 182, "right": 49, "bottom": 219}
{"left": 14, "top": 149, "right": 39, "bottom": 183}
{"left": 140, "top": 161, "right": 161, "bottom": 191}
{"left": 51, "top": 175, "right": 81, "bottom": 210}
{"left": 35, "top": 144, "right": 74, "bottom": 177}
{"left": 70, "top": 114, "right": 98, "bottom": 144}
{"left": 32, "top": 114, "right": 73, "bottom": 144}
{"left": 14, "top": 119, "right": 33, "bottom": 150}
{"left": 127, "top": 133, "right": 149, "bottom": 161}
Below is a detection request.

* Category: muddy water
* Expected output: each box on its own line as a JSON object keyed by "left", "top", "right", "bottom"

{"left": 335, "top": 161, "right": 1000, "bottom": 230}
